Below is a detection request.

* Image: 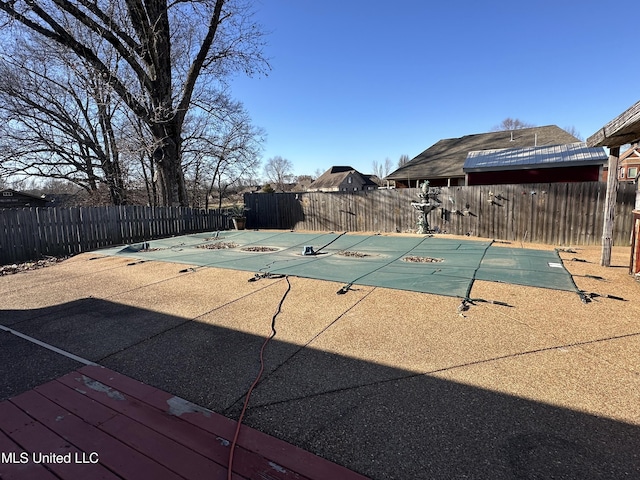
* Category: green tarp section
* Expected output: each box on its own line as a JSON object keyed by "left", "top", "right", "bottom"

{"left": 97, "top": 231, "right": 578, "bottom": 299}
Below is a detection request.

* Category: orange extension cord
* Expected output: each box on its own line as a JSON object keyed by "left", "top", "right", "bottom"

{"left": 227, "top": 276, "right": 292, "bottom": 480}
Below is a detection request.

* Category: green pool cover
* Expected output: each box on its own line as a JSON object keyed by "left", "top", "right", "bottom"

{"left": 97, "top": 231, "right": 578, "bottom": 299}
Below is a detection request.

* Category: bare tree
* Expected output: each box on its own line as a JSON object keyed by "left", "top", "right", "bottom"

{"left": 397, "top": 154, "right": 410, "bottom": 168}
{"left": 372, "top": 157, "right": 393, "bottom": 179}
{"left": 120, "top": 114, "right": 159, "bottom": 205}
{"left": 491, "top": 118, "right": 535, "bottom": 131}
{"left": 263, "top": 156, "right": 293, "bottom": 192}
{"left": 0, "top": 0, "right": 268, "bottom": 206}
{"left": 0, "top": 39, "right": 129, "bottom": 204}
{"left": 183, "top": 94, "right": 264, "bottom": 208}
{"left": 563, "top": 126, "right": 584, "bottom": 141}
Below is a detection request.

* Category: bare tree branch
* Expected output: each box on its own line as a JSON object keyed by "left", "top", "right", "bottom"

{"left": 0, "top": 0, "right": 269, "bottom": 205}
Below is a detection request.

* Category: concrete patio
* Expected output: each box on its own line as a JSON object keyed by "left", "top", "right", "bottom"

{"left": 1, "top": 232, "right": 639, "bottom": 479}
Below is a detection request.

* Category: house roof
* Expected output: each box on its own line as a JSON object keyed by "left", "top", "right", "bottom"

{"left": 619, "top": 145, "right": 640, "bottom": 165}
{"left": 291, "top": 178, "right": 314, "bottom": 192}
{"left": 463, "top": 142, "right": 608, "bottom": 172}
{"left": 587, "top": 99, "right": 640, "bottom": 147}
{"left": 366, "top": 174, "right": 382, "bottom": 185}
{"left": 387, "top": 125, "right": 581, "bottom": 181}
{"left": 308, "top": 166, "right": 378, "bottom": 190}
{"left": 0, "top": 189, "right": 47, "bottom": 201}
{"left": 0, "top": 189, "right": 50, "bottom": 207}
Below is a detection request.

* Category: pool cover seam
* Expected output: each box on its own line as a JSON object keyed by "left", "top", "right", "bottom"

{"left": 556, "top": 248, "right": 588, "bottom": 300}
{"left": 331, "top": 235, "right": 442, "bottom": 291}
{"left": 183, "top": 231, "right": 344, "bottom": 271}
{"left": 463, "top": 240, "right": 495, "bottom": 301}
{"left": 156, "top": 230, "right": 293, "bottom": 251}
{"left": 113, "top": 230, "right": 322, "bottom": 273}
{"left": 265, "top": 233, "right": 379, "bottom": 275}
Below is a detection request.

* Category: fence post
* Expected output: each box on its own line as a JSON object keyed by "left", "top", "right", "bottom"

{"left": 601, "top": 148, "right": 620, "bottom": 266}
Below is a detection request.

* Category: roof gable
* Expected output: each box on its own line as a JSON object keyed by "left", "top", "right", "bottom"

{"left": 308, "top": 166, "right": 378, "bottom": 191}
{"left": 619, "top": 146, "right": 640, "bottom": 165}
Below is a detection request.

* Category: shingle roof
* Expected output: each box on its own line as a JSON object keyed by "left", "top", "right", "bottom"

{"left": 308, "top": 166, "right": 378, "bottom": 191}
{"left": 463, "top": 142, "right": 608, "bottom": 172}
{"left": 387, "top": 125, "right": 581, "bottom": 181}
{"left": 0, "top": 189, "right": 47, "bottom": 201}
{"left": 308, "top": 167, "right": 353, "bottom": 190}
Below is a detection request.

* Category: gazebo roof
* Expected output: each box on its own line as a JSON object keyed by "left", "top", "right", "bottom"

{"left": 587, "top": 100, "right": 640, "bottom": 147}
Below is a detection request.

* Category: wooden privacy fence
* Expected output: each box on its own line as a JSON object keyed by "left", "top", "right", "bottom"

{"left": 0, "top": 205, "right": 229, "bottom": 265}
{"left": 244, "top": 182, "right": 637, "bottom": 246}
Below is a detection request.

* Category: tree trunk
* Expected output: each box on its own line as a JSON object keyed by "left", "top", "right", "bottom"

{"left": 152, "top": 123, "right": 188, "bottom": 207}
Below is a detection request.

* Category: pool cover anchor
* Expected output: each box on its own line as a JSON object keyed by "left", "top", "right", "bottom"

{"left": 458, "top": 297, "right": 513, "bottom": 315}
{"left": 303, "top": 231, "right": 348, "bottom": 257}
{"left": 248, "top": 272, "right": 286, "bottom": 282}
{"left": 178, "top": 267, "right": 197, "bottom": 273}
{"left": 468, "top": 298, "right": 513, "bottom": 308}
{"left": 457, "top": 300, "right": 470, "bottom": 313}
{"left": 579, "top": 291, "right": 626, "bottom": 303}
{"left": 337, "top": 283, "right": 354, "bottom": 295}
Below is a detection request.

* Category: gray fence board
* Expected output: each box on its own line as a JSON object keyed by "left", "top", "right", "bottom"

{"left": 244, "top": 182, "right": 637, "bottom": 247}
{"left": 0, "top": 206, "right": 228, "bottom": 265}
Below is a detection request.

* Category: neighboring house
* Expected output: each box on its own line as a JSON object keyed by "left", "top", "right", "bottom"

{"left": 617, "top": 145, "right": 640, "bottom": 182}
{"left": 386, "top": 125, "right": 581, "bottom": 187}
{"left": 367, "top": 174, "right": 383, "bottom": 187}
{"left": 291, "top": 178, "right": 314, "bottom": 192}
{"left": 290, "top": 175, "right": 313, "bottom": 193}
{"left": 0, "top": 189, "right": 49, "bottom": 208}
{"left": 307, "top": 166, "right": 379, "bottom": 192}
{"left": 463, "top": 142, "right": 608, "bottom": 185}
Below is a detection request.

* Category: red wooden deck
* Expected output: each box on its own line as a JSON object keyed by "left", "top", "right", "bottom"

{"left": 0, "top": 366, "right": 370, "bottom": 480}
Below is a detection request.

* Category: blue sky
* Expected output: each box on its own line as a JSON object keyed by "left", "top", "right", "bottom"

{"left": 229, "top": 0, "right": 639, "bottom": 178}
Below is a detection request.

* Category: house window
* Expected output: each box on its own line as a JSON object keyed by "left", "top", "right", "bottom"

{"left": 347, "top": 176, "right": 352, "bottom": 184}
{"left": 2, "top": 192, "right": 13, "bottom": 197}
{"left": 629, "top": 167, "right": 638, "bottom": 179}
{"left": 619, "top": 167, "right": 625, "bottom": 179}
